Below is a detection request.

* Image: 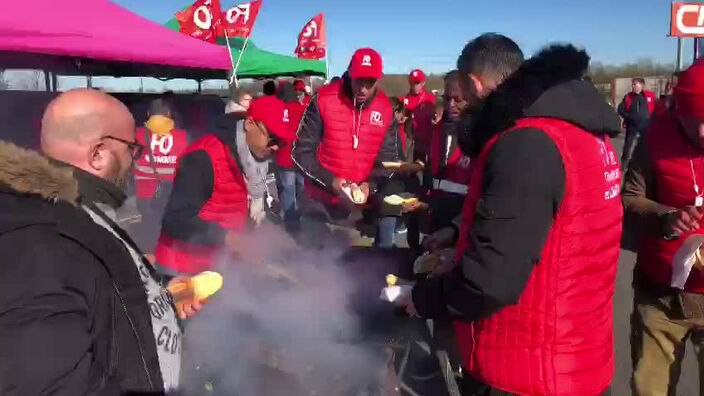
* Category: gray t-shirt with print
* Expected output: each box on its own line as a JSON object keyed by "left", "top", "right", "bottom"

{"left": 83, "top": 204, "right": 182, "bottom": 391}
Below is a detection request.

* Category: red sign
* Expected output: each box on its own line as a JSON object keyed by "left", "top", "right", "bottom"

{"left": 218, "top": 0, "right": 262, "bottom": 39}
{"left": 295, "top": 13, "right": 327, "bottom": 60}
{"left": 175, "top": 0, "right": 222, "bottom": 43}
{"left": 671, "top": 2, "right": 704, "bottom": 37}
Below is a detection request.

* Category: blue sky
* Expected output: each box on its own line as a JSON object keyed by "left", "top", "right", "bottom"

{"left": 111, "top": 0, "right": 692, "bottom": 77}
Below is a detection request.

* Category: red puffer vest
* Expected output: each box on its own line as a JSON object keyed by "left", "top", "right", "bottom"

{"left": 429, "top": 122, "right": 472, "bottom": 196}
{"left": 305, "top": 80, "right": 393, "bottom": 203}
{"left": 636, "top": 112, "right": 704, "bottom": 292}
{"left": 277, "top": 101, "right": 305, "bottom": 168}
{"left": 401, "top": 90, "right": 436, "bottom": 156}
{"left": 154, "top": 134, "right": 248, "bottom": 274}
{"left": 625, "top": 90, "right": 656, "bottom": 114}
{"left": 132, "top": 128, "right": 188, "bottom": 199}
{"left": 454, "top": 118, "right": 623, "bottom": 396}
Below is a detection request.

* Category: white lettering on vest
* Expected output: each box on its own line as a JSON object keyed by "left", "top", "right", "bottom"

{"left": 370, "top": 111, "right": 383, "bottom": 126}
{"left": 151, "top": 134, "right": 174, "bottom": 155}
{"left": 597, "top": 137, "right": 621, "bottom": 200}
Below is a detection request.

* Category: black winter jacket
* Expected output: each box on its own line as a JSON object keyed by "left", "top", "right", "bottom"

{"left": 0, "top": 142, "right": 164, "bottom": 395}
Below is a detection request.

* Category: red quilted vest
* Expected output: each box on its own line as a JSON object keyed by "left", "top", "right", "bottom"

{"left": 454, "top": 118, "right": 623, "bottom": 396}
{"left": 401, "top": 90, "right": 436, "bottom": 156}
{"left": 636, "top": 112, "right": 704, "bottom": 292}
{"left": 624, "top": 90, "right": 656, "bottom": 114}
{"left": 154, "top": 134, "right": 248, "bottom": 274}
{"left": 305, "top": 80, "right": 392, "bottom": 203}
{"left": 132, "top": 128, "right": 188, "bottom": 199}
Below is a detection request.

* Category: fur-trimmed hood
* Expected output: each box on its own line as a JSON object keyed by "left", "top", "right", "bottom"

{"left": 0, "top": 140, "right": 79, "bottom": 203}
{"left": 460, "top": 45, "right": 622, "bottom": 157}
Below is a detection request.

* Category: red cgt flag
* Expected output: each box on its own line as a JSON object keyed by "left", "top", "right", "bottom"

{"left": 175, "top": 0, "right": 222, "bottom": 43}
{"left": 218, "top": 0, "right": 262, "bottom": 39}
{"left": 294, "top": 13, "right": 327, "bottom": 60}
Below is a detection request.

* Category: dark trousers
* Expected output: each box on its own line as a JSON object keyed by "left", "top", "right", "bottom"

{"left": 621, "top": 129, "right": 642, "bottom": 171}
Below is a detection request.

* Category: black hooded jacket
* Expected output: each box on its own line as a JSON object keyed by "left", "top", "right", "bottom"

{"left": 413, "top": 46, "right": 622, "bottom": 326}
{"left": 0, "top": 142, "right": 164, "bottom": 395}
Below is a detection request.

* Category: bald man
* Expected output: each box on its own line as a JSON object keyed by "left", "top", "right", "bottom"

{"left": 0, "top": 89, "right": 196, "bottom": 394}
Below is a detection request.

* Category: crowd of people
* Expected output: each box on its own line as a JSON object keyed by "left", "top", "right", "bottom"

{"left": 0, "top": 30, "right": 701, "bottom": 396}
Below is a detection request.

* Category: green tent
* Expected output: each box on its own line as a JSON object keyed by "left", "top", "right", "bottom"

{"left": 165, "top": 17, "right": 326, "bottom": 78}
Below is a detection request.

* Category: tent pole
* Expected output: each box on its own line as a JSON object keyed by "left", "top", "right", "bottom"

{"left": 44, "top": 71, "right": 51, "bottom": 92}
{"left": 87, "top": 76, "right": 92, "bottom": 89}
{"left": 324, "top": 47, "right": 330, "bottom": 81}
{"left": 198, "top": 80, "right": 202, "bottom": 93}
{"left": 51, "top": 73, "right": 57, "bottom": 92}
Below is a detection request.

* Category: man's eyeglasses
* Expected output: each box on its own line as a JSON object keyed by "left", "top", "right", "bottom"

{"left": 102, "top": 136, "right": 145, "bottom": 159}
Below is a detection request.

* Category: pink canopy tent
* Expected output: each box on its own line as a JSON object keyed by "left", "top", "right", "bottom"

{"left": 0, "top": 0, "right": 232, "bottom": 79}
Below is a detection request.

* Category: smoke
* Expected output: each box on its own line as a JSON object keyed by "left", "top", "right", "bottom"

{"left": 180, "top": 223, "right": 390, "bottom": 396}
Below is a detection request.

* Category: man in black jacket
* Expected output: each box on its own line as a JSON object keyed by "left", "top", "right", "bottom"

{"left": 0, "top": 89, "right": 201, "bottom": 394}
{"left": 402, "top": 47, "right": 622, "bottom": 396}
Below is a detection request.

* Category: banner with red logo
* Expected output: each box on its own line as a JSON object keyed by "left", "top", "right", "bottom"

{"left": 218, "top": 0, "right": 262, "bottom": 39}
{"left": 175, "top": 0, "right": 222, "bottom": 43}
{"left": 294, "top": 13, "right": 327, "bottom": 60}
{"left": 671, "top": 2, "right": 704, "bottom": 37}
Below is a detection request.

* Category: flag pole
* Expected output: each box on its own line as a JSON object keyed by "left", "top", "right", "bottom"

{"left": 232, "top": 33, "right": 252, "bottom": 88}
{"left": 223, "top": 30, "right": 239, "bottom": 87}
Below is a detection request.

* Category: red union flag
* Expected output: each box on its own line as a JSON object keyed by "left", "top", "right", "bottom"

{"left": 671, "top": 2, "right": 704, "bottom": 37}
{"left": 218, "top": 0, "right": 262, "bottom": 39}
{"left": 175, "top": 0, "right": 222, "bottom": 43}
{"left": 295, "top": 13, "right": 327, "bottom": 60}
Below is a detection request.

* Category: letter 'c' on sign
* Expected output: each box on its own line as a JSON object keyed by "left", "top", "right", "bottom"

{"left": 194, "top": 5, "right": 212, "bottom": 30}
{"left": 677, "top": 4, "right": 704, "bottom": 35}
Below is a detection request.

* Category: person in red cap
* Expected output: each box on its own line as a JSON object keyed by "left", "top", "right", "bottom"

{"left": 624, "top": 61, "right": 704, "bottom": 395}
{"left": 292, "top": 48, "right": 400, "bottom": 236}
{"left": 154, "top": 98, "right": 278, "bottom": 275}
{"left": 400, "top": 68, "right": 436, "bottom": 160}
{"left": 293, "top": 79, "right": 311, "bottom": 106}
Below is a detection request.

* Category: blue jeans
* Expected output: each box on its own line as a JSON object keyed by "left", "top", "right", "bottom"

{"left": 277, "top": 170, "right": 304, "bottom": 228}
{"left": 376, "top": 216, "right": 397, "bottom": 249}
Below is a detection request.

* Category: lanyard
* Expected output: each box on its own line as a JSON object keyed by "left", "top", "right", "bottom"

{"left": 352, "top": 99, "right": 364, "bottom": 150}
{"left": 688, "top": 145, "right": 704, "bottom": 207}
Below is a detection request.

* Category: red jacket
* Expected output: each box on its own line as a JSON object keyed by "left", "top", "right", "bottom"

{"left": 401, "top": 90, "right": 436, "bottom": 156}
{"left": 625, "top": 90, "right": 656, "bottom": 114}
{"left": 297, "top": 79, "right": 394, "bottom": 204}
{"left": 154, "top": 134, "right": 248, "bottom": 274}
{"left": 276, "top": 101, "right": 305, "bottom": 168}
{"left": 637, "top": 112, "right": 704, "bottom": 292}
{"left": 132, "top": 127, "right": 188, "bottom": 199}
{"left": 429, "top": 122, "right": 471, "bottom": 196}
{"left": 455, "top": 117, "right": 622, "bottom": 396}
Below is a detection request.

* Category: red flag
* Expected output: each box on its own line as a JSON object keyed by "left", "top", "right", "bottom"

{"left": 294, "top": 13, "right": 327, "bottom": 60}
{"left": 218, "top": 0, "right": 262, "bottom": 39}
{"left": 175, "top": 0, "right": 222, "bottom": 43}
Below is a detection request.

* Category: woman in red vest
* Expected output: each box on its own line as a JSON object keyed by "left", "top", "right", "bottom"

{"left": 624, "top": 61, "right": 704, "bottom": 396}
{"left": 404, "top": 45, "right": 623, "bottom": 396}
{"left": 154, "top": 99, "right": 277, "bottom": 275}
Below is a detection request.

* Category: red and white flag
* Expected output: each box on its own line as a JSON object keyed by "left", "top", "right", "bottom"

{"left": 218, "top": 0, "right": 262, "bottom": 39}
{"left": 294, "top": 13, "right": 327, "bottom": 60}
{"left": 175, "top": 0, "right": 222, "bottom": 43}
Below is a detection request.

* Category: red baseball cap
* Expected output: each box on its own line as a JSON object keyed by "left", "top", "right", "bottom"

{"left": 294, "top": 79, "right": 306, "bottom": 91}
{"left": 248, "top": 96, "right": 289, "bottom": 136}
{"left": 347, "top": 48, "right": 383, "bottom": 80}
{"left": 675, "top": 61, "right": 704, "bottom": 118}
{"left": 409, "top": 69, "right": 426, "bottom": 83}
